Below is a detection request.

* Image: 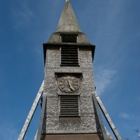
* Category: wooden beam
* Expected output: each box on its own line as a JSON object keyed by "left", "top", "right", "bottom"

{"left": 36, "top": 92, "right": 47, "bottom": 140}
{"left": 18, "top": 81, "right": 44, "bottom": 140}
{"left": 93, "top": 91, "right": 122, "bottom": 140}
{"left": 92, "top": 93, "right": 109, "bottom": 140}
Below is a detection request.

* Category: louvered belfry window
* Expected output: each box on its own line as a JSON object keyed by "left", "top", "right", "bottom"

{"left": 61, "top": 34, "right": 79, "bottom": 66}
{"left": 60, "top": 95, "right": 79, "bottom": 117}
{"left": 61, "top": 46, "right": 79, "bottom": 66}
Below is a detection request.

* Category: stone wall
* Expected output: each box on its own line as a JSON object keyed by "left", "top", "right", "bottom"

{"left": 43, "top": 46, "right": 98, "bottom": 134}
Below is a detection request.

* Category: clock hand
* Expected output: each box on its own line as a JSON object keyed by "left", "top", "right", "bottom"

{"left": 68, "top": 80, "right": 74, "bottom": 91}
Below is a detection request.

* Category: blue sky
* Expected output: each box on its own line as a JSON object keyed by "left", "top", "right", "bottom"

{"left": 0, "top": 0, "right": 140, "bottom": 139}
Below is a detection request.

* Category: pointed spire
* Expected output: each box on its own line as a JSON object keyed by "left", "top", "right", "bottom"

{"left": 56, "top": 0, "right": 80, "bottom": 32}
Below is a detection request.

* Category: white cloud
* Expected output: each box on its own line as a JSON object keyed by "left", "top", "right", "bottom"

{"left": 119, "top": 112, "right": 140, "bottom": 121}
{"left": 94, "top": 66, "right": 116, "bottom": 95}
{"left": 11, "top": 3, "right": 34, "bottom": 30}
{"left": 0, "top": 122, "right": 19, "bottom": 140}
{"left": 119, "top": 112, "right": 130, "bottom": 119}
{"left": 137, "top": 97, "right": 140, "bottom": 101}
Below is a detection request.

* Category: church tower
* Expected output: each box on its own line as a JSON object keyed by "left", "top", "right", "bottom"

{"left": 36, "top": 0, "right": 109, "bottom": 140}
{"left": 17, "top": 1, "right": 122, "bottom": 140}
{"left": 32, "top": 0, "right": 118, "bottom": 140}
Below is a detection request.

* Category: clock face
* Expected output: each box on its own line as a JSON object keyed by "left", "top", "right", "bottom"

{"left": 58, "top": 76, "right": 80, "bottom": 93}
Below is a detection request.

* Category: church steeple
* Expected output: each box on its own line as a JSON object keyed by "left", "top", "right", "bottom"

{"left": 56, "top": 0, "right": 80, "bottom": 32}
{"left": 18, "top": 1, "right": 121, "bottom": 140}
